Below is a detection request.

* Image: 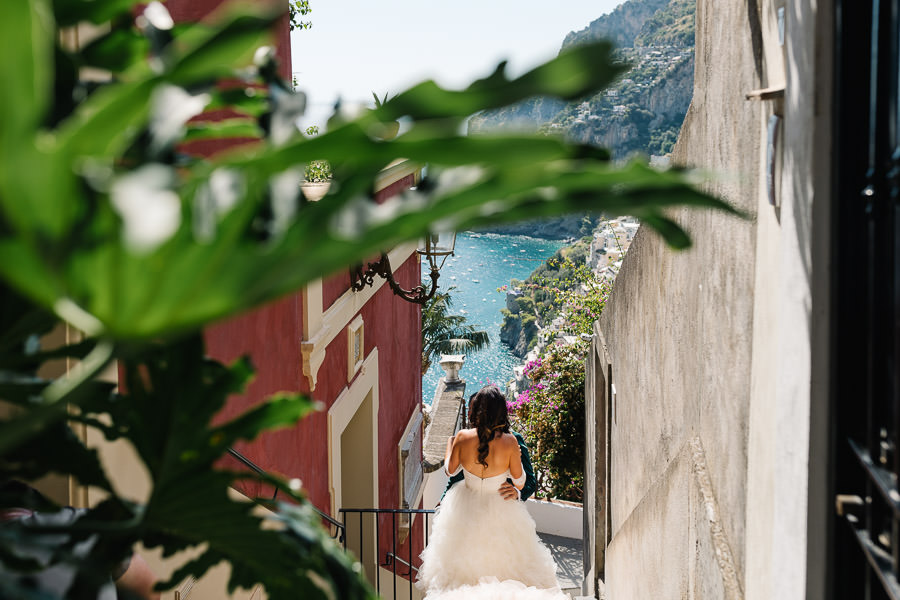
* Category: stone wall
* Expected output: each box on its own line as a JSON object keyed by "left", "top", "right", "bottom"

{"left": 596, "top": 0, "right": 762, "bottom": 589}
{"left": 589, "top": 0, "right": 834, "bottom": 597}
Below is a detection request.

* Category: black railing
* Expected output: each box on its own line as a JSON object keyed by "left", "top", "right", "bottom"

{"left": 226, "top": 447, "right": 345, "bottom": 541}
{"left": 454, "top": 397, "right": 467, "bottom": 432}
{"left": 339, "top": 507, "right": 435, "bottom": 599}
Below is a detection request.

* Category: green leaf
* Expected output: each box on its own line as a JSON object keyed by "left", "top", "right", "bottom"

{"left": 102, "top": 338, "right": 369, "bottom": 598}
{"left": 78, "top": 27, "right": 150, "bottom": 72}
{"left": 56, "top": 78, "right": 157, "bottom": 160}
{"left": 0, "top": 341, "right": 115, "bottom": 455}
{"left": 183, "top": 119, "right": 263, "bottom": 143}
{"left": 381, "top": 41, "right": 627, "bottom": 122}
{"left": 0, "top": 0, "right": 53, "bottom": 147}
{"left": 206, "top": 87, "right": 270, "bottom": 118}
{"left": 211, "top": 393, "right": 319, "bottom": 447}
{"left": 0, "top": 286, "right": 57, "bottom": 358}
{"left": 165, "top": 11, "right": 282, "bottom": 85}
{"left": 52, "top": 0, "right": 140, "bottom": 27}
{"left": 640, "top": 213, "right": 692, "bottom": 249}
{"left": 0, "top": 422, "right": 113, "bottom": 492}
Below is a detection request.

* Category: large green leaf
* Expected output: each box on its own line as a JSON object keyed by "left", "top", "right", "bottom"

{"left": 380, "top": 41, "right": 628, "bottom": 121}
{"left": 56, "top": 79, "right": 158, "bottom": 160}
{"left": 164, "top": 10, "right": 283, "bottom": 85}
{"left": 0, "top": 422, "right": 113, "bottom": 492}
{"left": 78, "top": 27, "right": 150, "bottom": 72}
{"left": 108, "top": 337, "right": 367, "bottom": 599}
{"left": 0, "top": 2, "right": 741, "bottom": 598}
{"left": 52, "top": 0, "right": 139, "bottom": 27}
{"left": 0, "top": 0, "right": 52, "bottom": 146}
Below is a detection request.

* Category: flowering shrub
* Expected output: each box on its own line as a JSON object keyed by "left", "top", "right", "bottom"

{"left": 505, "top": 236, "right": 616, "bottom": 502}
{"left": 526, "top": 257, "right": 612, "bottom": 336}
{"left": 509, "top": 342, "right": 587, "bottom": 501}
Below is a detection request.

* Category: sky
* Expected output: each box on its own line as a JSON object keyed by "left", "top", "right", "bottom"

{"left": 289, "top": 1, "right": 626, "bottom": 129}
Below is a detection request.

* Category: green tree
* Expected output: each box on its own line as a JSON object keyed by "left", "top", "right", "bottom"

{"left": 0, "top": 0, "right": 733, "bottom": 597}
{"left": 422, "top": 288, "right": 490, "bottom": 374}
{"left": 289, "top": 0, "right": 312, "bottom": 31}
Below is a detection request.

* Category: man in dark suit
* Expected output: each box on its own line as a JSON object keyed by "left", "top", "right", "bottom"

{"left": 442, "top": 429, "right": 537, "bottom": 502}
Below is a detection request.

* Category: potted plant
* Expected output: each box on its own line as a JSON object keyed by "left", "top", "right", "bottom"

{"left": 301, "top": 125, "right": 333, "bottom": 201}
{"left": 372, "top": 92, "right": 400, "bottom": 140}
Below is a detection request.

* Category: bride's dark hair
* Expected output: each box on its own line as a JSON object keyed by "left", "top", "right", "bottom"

{"left": 467, "top": 385, "right": 509, "bottom": 467}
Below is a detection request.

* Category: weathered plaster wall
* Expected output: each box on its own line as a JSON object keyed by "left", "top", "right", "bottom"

{"left": 596, "top": 0, "right": 832, "bottom": 597}
{"left": 597, "top": 0, "right": 762, "bottom": 595}
{"left": 747, "top": 1, "right": 833, "bottom": 598}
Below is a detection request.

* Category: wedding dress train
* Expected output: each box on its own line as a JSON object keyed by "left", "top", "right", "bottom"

{"left": 416, "top": 468, "right": 567, "bottom": 600}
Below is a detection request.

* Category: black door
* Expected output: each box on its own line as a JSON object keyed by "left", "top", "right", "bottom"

{"left": 833, "top": 0, "right": 900, "bottom": 597}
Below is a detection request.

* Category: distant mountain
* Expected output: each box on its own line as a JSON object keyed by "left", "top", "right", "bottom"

{"left": 467, "top": 96, "right": 565, "bottom": 135}
{"left": 468, "top": 0, "right": 695, "bottom": 160}
{"left": 634, "top": 0, "right": 695, "bottom": 46}
{"left": 561, "top": 0, "right": 670, "bottom": 51}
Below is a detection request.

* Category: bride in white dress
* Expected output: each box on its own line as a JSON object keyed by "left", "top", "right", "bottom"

{"left": 417, "top": 386, "right": 567, "bottom": 600}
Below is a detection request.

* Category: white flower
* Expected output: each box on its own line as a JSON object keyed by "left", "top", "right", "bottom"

{"left": 149, "top": 85, "right": 210, "bottom": 153}
{"left": 141, "top": 2, "right": 174, "bottom": 30}
{"left": 270, "top": 168, "right": 303, "bottom": 234}
{"left": 193, "top": 169, "right": 244, "bottom": 242}
{"left": 111, "top": 165, "right": 181, "bottom": 252}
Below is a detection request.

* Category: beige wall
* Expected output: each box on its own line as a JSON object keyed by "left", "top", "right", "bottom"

{"left": 591, "top": 0, "right": 833, "bottom": 598}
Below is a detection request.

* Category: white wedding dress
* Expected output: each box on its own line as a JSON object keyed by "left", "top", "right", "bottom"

{"left": 416, "top": 468, "right": 567, "bottom": 600}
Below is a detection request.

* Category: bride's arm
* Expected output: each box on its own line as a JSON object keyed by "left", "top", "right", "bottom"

{"left": 508, "top": 438, "right": 526, "bottom": 490}
{"left": 444, "top": 433, "right": 462, "bottom": 476}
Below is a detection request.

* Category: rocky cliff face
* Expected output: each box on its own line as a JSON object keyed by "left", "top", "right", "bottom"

{"left": 469, "top": 0, "right": 695, "bottom": 158}
{"left": 561, "top": 0, "right": 670, "bottom": 51}
{"left": 477, "top": 215, "right": 587, "bottom": 239}
{"left": 499, "top": 310, "right": 537, "bottom": 358}
{"left": 647, "top": 54, "right": 694, "bottom": 120}
{"left": 563, "top": 50, "right": 694, "bottom": 156}
{"left": 468, "top": 97, "right": 566, "bottom": 134}
{"left": 568, "top": 118, "right": 641, "bottom": 153}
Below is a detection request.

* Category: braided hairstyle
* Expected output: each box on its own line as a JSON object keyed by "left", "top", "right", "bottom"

{"left": 467, "top": 385, "right": 510, "bottom": 468}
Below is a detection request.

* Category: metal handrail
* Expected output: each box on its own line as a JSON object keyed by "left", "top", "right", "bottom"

{"left": 385, "top": 552, "right": 419, "bottom": 574}
{"left": 339, "top": 507, "right": 435, "bottom": 514}
{"left": 339, "top": 507, "right": 436, "bottom": 598}
{"left": 226, "top": 447, "right": 345, "bottom": 540}
{"left": 455, "top": 398, "right": 467, "bottom": 433}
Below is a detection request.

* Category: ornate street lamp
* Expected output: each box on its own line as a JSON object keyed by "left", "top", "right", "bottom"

{"left": 350, "top": 232, "right": 456, "bottom": 304}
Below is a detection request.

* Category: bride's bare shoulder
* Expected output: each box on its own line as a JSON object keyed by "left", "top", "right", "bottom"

{"left": 454, "top": 428, "right": 477, "bottom": 440}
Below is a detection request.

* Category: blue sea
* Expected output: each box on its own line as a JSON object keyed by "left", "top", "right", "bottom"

{"left": 422, "top": 232, "right": 566, "bottom": 404}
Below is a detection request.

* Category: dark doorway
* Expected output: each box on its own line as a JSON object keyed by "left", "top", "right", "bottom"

{"left": 832, "top": 0, "right": 900, "bottom": 597}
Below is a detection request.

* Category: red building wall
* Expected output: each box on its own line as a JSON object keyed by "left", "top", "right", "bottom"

{"left": 166, "top": 0, "right": 292, "bottom": 81}
{"left": 206, "top": 253, "right": 422, "bottom": 516}
{"left": 166, "top": 0, "right": 424, "bottom": 568}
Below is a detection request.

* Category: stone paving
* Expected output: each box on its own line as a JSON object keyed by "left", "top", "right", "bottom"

{"left": 537, "top": 532, "right": 583, "bottom": 596}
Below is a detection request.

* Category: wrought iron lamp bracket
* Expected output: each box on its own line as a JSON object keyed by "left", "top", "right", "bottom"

{"left": 350, "top": 253, "right": 440, "bottom": 305}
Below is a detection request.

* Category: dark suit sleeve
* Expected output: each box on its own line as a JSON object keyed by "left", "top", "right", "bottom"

{"left": 513, "top": 432, "right": 537, "bottom": 502}
{"left": 441, "top": 470, "right": 464, "bottom": 502}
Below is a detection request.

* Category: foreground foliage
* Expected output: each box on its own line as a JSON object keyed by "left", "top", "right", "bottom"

{"left": 0, "top": 0, "right": 731, "bottom": 597}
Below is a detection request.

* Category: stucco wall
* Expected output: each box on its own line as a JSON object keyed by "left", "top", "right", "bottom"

{"left": 205, "top": 252, "right": 422, "bottom": 519}
{"left": 595, "top": 0, "right": 832, "bottom": 597}
{"left": 596, "top": 0, "right": 763, "bottom": 595}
